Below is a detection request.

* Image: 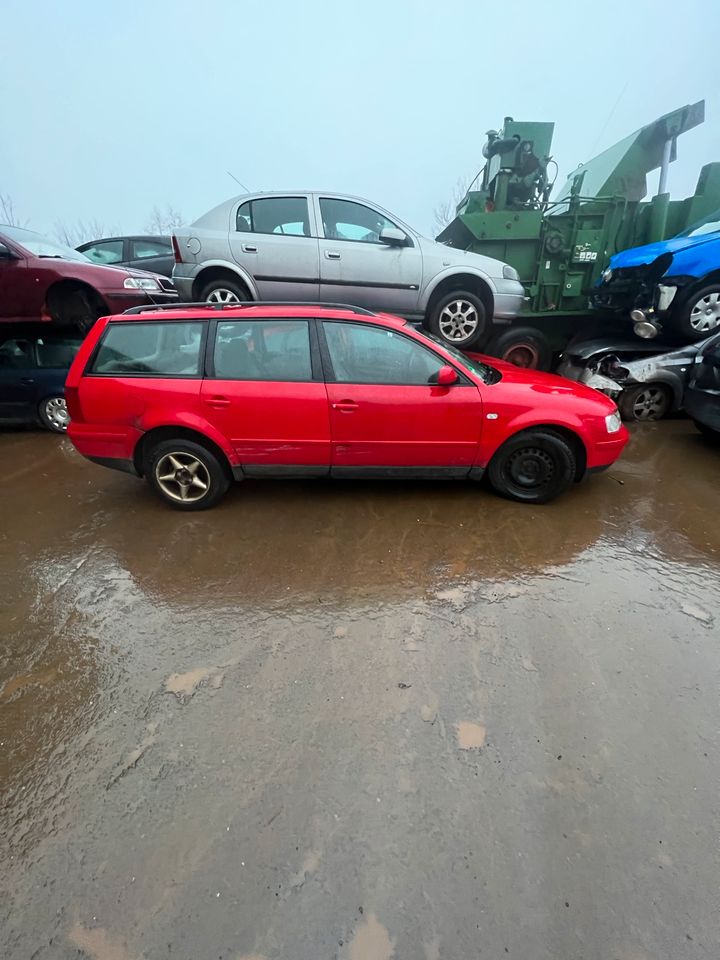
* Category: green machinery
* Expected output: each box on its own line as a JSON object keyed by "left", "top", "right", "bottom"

{"left": 437, "top": 101, "right": 720, "bottom": 358}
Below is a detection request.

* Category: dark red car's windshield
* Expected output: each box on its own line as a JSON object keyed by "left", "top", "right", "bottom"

{"left": 1, "top": 225, "right": 89, "bottom": 262}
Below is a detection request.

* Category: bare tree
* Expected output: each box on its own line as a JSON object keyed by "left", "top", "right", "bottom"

{"left": 432, "top": 175, "right": 473, "bottom": 236}
{"left": 0, "top": 193, "right": 24, "bottom": 227}
{"left": 145, "top": 204, "right": 184, "bottom": 235}
{"left": 53, "top": 218, "right": 117, "bottom": 247}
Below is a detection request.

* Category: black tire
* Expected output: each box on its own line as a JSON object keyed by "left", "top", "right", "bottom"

{"left": 38, "top": 395, "right": 70, "bottom": 433}
{"left": 693, "top": 419, "right": 720, "bottom": 440}
{"left": 485, "top": 326, "right": 552, "bottom": 371}
{"left": 146, "top": 439, "right": 230, "bottom": 510}
{"left": 670, "top": 283, "right": 720, "bottom": 341}
{"left": 618, "top": 383, "right": 671, "bottom": 422}
{"left": 61, "top": 289, "right": 102, "bottom": 335}
{"left": 200, "top": 277, "right": 250, "bottom": 305}
{"left": 426, "top": 290, "right": 487, "bottom": 349}
{"left": 487, "top": 429, "right": 576, "bottom": 504}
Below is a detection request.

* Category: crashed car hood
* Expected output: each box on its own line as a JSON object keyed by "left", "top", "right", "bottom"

{"left": 609, "top": 230, "right": 720, "bottom": 270}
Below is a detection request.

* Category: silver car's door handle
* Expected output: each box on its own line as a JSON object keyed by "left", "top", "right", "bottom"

{"left": 325, "top": 250, "right": 341, "bottom": 260}
{"left": 242, "top": 244, "right": 257, "bottom": 253}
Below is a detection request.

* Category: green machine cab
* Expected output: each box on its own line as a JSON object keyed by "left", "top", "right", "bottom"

{"left": 437, "top": 101, "right": 720, "bottom": 366}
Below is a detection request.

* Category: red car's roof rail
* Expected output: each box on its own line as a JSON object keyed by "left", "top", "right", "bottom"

{"left": 122, "top": 301, "right": 377, "bottom": 316}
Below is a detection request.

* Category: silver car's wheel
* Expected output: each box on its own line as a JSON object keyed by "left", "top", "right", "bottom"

{"left": 39, "top": 396, "right": 70, "bottom": 433}
{"left": 155, "top": 451, "right": 211, "bottom": 503}
{"left": 619, "top": 384, "right": 670, "bottom": 422}
{"left": 689, "top": 291, "right": 720, "bottom": 333}
{"left": 438, "top": 298, "right": 480, "bottom": 343}
{"left": 206, "top": 287, "right": 241, "bottom": 304}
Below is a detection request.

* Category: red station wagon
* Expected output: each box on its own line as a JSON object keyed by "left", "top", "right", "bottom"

{"left": 66, "top": 302, "right": 629, "bottom": 509}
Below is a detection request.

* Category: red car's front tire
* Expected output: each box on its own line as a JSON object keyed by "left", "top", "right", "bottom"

{"left": 487, "top": 429, "right": 576, "bottom": 504}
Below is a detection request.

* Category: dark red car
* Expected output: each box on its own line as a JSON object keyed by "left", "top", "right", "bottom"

{"left": 66, "top": 302, "right": 629, "bottom": 509}
{"left": 0, "top": 225, "right": 177, "bottom": 333}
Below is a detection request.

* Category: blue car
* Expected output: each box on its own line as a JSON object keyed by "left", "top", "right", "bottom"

{"left": 592, "top": 209, "right": 720, "bottom": 342}
{"left": 0, "top": 329, "right": 81, "bottom": 432}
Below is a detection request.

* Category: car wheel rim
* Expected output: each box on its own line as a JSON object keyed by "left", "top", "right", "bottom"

{"left": 689, "top": 292, "right": 720, "bottom": 332}
{"left": 44, "top": 397, "right": 70, "bottom": 431}
{"left": 438, "top": 299, "right": 479, "bottom": 342}
{"left": 632, "top": 387, "right": 668, "bottom": 420}
{"left": 155, "top": 452, "right": 211, "bottom": 503}
{"left": 503, "top": 343, "right": 539, "bottom": 368}
{"left": 506, "top": 446, "right": 555, "bottom": 490}
{"left": 207, "top": 288, "right": 240, "bottom": 304}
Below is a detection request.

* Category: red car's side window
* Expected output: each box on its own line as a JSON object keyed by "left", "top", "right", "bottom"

{"left": 323, "top": 322, "right": 444, "bottom": 385}
{"left": 213, "top": 320, "right": 312, "bottom": 382}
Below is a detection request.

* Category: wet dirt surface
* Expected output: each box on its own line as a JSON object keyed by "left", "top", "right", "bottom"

{"left": 1, "top": 421, "right": 719, "bottom": 959}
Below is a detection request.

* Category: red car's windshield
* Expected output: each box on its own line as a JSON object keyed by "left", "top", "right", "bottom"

{"left": 1, "top": 225, "right": 89, "bottom": 262}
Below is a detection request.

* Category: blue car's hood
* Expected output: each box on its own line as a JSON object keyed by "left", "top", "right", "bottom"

{"left": 609, "top": 230, "right": 720, "bottom": 274}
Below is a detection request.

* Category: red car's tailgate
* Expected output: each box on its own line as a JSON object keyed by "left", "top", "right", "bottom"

{"left": 64, "top": 317, "right": 109, "bottom": 420}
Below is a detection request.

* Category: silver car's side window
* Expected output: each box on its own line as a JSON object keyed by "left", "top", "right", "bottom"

{"left": 319, "top": 198, "right": 402, "bottom": 244}
{"left": 235, "top": 198, "right": 311, "bottom": 237}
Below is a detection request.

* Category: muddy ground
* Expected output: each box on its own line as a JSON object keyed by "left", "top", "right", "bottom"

{"left": 1, "top": 421, "right": 719, "bottom": 960}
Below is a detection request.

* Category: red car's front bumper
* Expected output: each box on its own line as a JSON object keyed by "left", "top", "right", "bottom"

{"left": 586, "top": 426, "right": 630, "bottom": 471}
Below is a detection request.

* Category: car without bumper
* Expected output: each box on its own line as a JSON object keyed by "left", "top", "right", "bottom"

{"left": 557, "top": 335, "right": 711, "bottom": 421}
{"left": 592, "top": 208, "right": 720, "bottom": 342}
{"left": 171, "top": 192, "right": 525, "bottom": 351}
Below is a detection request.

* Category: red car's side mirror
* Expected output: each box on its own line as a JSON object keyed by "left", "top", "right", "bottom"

{"left": 435, "top": 364, "right": 458, "bottom": 386}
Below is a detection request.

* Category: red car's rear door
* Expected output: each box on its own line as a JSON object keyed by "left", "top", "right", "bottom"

{"left": 200, "top": 317, "right": 330, "bottom": 473}
{"left": 320, "top": 320, "right": 483, "bottom": 473}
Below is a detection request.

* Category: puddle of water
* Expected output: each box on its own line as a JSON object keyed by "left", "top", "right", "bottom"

{"left": 0, "top": 666, "right": 58, "bottom": 701}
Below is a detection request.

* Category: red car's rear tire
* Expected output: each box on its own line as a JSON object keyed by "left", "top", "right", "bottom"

{"left": 146, "top": 439, "right": 230, "bottom": 510}
{"left": 487, "top": 429, "right": 576, "bottom": 504}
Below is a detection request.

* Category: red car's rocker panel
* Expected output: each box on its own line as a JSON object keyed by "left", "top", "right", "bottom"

{"left": 66, "top": 302, "right": 629, "bottom": 508}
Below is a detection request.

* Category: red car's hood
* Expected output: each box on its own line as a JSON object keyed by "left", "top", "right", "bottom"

{"left": 467, "top": 352, "right": 616, "bottom": 408}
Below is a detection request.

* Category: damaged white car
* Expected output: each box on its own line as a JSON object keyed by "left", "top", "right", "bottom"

{"left": 557, "top": 336, "right": 713, "bottom": 421}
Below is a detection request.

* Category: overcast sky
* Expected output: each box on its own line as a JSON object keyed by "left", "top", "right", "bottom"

{"left": 2, "top": 0, "right": 718, "bottom": 240}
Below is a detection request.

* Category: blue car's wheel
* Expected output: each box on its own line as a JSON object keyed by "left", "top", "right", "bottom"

{"left": 672, "top": 284, "right": 720, "bottom": 341}
{"left": 39, "top": 395, "right": 70, "bottom": 433}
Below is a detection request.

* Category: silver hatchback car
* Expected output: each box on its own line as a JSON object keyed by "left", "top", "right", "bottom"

{"left": 172, "top": 192, "right": 525, "bottom": 349}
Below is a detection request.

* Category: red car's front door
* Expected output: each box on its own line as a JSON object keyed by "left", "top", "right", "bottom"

{"left": 321, "top": 320, "right": 483, "bottom": 473}
{"left": 201, "top": 317, "right": 331, "bottom": 473}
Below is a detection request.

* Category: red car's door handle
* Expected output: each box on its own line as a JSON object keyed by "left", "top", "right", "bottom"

{"left": 332, "top": 400, "right": 358, "bottom": 412}
{"left": 204, "top": 395, "right": 231, "bottom": 408}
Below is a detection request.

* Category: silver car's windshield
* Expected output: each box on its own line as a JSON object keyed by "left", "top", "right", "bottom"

{"left": 1, "top": 225, "right": 89, "bottom": 262}
{"left": 423, "top": 331, "right": 499, "bottom": 384}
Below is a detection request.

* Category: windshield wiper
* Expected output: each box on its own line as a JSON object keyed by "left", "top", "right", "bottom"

{"left": 38, "top": 255, "right": 64, "bottom": 259}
